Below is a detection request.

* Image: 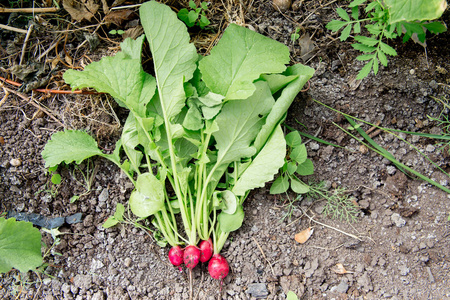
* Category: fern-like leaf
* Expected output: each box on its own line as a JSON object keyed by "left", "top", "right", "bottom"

{"left": 349, "top": 0, "right": 367, "bottom": 8}
{"left": 354, "top": 35, "right": 378, "bottom": 46}
{"left": 352, "top": 42, "right": 376, "bottom": 52}
{"left": 325, "top": 20, "right": 348, "bottom": 31}
{"left": 356, "top": 60, "right": 373, "bottom": 80}
{"left": 373, "top": 56, "right": 379, "bottom": 75}
{"left": 379, "top": 41, "right": 397, "bottom": 56}
{"left": 336, "top": 7, "right": 350, "bottom": 21}
{"left": 340, "top": 24, "right": 353, "bottom": 41}
{"left": 377, "top": 50, "right": 388, "bottom": 66}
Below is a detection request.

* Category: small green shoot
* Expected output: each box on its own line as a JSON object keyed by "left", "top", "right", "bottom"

{"left": 102, "top": 203, "right": 126, "bottom": 228}
{"left": 48, "top": 165, "right": 61, "bottom": 185}
{"left": 68, "top": 160, "right": 98, "bottom": 203}
{"left": 326, "top": 0, "right": 447, "bottom": 79}
{"left": 109, "top": 29, "right": 125, "bottom": 35}
{"left": 291, "top": 27, "right": 301, "bottom": 42}
{"left": 178, "top": 0, "right": 210, "bottom": 29}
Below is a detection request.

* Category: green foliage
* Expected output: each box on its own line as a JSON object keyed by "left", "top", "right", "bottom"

{"left": 270, "top": 130, "right": 314, "bottom": 195}
{"left": 109, "top": 29, "right": 125, "bottom": 35}
{"left": 326, "top": 0, "right": 447, "bottom": 79}
{"left": 309, "top": 182, "right": 359, "bottom": 223}
{"left": 427, "top": 96, "right": 450, "bottom": 155}
{"left": 178, "top": 0, "right": 210, "bottom": 29}
{"left": 48, "top": 165, "right": 61, "bottom": 185}
{"left": 291, "top": 27, "right": 301, "bottom": 42}
{"left": 287, "top": 291, "right": 299, "bottom": 300}
{"left": 0, "top": 218, "right": 43, "bottom": 273}
{"left": 103, "top": 203, "right": 125, "bottom": 228}
{"left": 42, "top": 0, "right": 313, "bottom": 255}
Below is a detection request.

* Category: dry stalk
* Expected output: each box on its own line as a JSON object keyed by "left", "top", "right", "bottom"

{"left": 300, "top": 208, "right": 362, "bottom": 241}
{"left": 19, "top": 24, "right": 34, "bottom": 65}
{"left": 252, "top": 237, "right": 275, "bottom": 276}
{"left": 0, "top": 7, "right": 58, "bottom": 13}
{"left": 2, "top": 86, "right": 65, "bottom": 128}
{"left": 0, "top": 24, "right": 28, "bottom": 34}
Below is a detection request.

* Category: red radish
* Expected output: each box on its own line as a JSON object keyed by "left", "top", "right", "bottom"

{"left": 208, "top": 254, "right": 229, "bottom": 280}
{"left": 168, "top": 245, "right": 184, "bottom": 270}
{"left": 199, "top": 238, "right": 213, "bottom": 263}
{"left": 183, "top": 245, "right": 201, "bottom": 269}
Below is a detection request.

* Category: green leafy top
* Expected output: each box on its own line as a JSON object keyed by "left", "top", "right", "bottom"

{"left": 199, "top": 24, "right": 290, "bottom": 100}
{"left": 326, "top": 0, "right": 447, "bottom": 79}
{"left": 42, "top": 0, "right": 314, "bottom": 252}
{"left": 0, "top": 217, "right": 42, "bottom": 273}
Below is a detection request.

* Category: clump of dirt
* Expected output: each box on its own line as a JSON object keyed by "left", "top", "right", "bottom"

{"left": 1, "top": 0, "right": 450, "bottom": 299}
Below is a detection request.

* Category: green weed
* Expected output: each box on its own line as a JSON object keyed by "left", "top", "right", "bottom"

{"left": 177, "top": 0, "right": 210, "bottom": 29}
{"left": 326, "top": 0, "right": 447, "bottom": 79}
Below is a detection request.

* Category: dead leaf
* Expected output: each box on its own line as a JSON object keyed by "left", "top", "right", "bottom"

{"left": 84, "top": 0, "right": 100, "bottom": 15}
{"left": 294, "top": 227, "right": 313, "bottom": 244}
{"left": 50, "top": 57, "right": 61, "bottom": 70}
{"left": 63, "top": 0, "right": 98, "bottom": 22}
{"left": 347, "top": 75, "right": 362, "bottom": 91}
{"left": 100, "top": 0, "right": 110, "bottom": 14}
{"left": 332, "top": 263, "right": 354, "bottom": 274}
{"left": 104, "top": 9, "right": 136, "bottom": 26}
{"left": 65, "top": 54, "right": 73, "bottom": 67}
{"left": 298, "top": 33, "right": 315, "bottom": 62}
{"left": 122, "top": 26, "right": 144, "bottom": 40}
{"left": 111, "top": 0, "right": 127, "bottom": 8}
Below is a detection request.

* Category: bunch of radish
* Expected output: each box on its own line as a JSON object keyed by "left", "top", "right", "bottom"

{"left": 168, "top": 238, "right": 229, "bottom": 280}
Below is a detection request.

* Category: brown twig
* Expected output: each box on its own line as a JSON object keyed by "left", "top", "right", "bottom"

{"left": 0, "top": 24, "right": 28, "bottom": 34}
{"left": 369, "top": 129, "right": 382, "bottom": 139}
{"left": 0, "top": 76, "right": 102, "bottom": 95}
{"left": 252, "top": 237, "right": 275, "bottom": 276}
{"left": 33, "top": 89, "right": 102, "bottom": 94}
{"left": 37, "top": 35, "right": 63, "bottom": 61}
{"left": 365, "top": 120, "right": 382, "bottom": 138}
{"left": 2, "top": 86, "right": 65, "bottom": 128}
{"left": 365, "top": 120, "right": 381, "bottom": 135}
{"left": 19, "top": 24, "right": 34, "bottom": 65}
{"left": 0, "top": 7, "right": 59, "bottom": 13}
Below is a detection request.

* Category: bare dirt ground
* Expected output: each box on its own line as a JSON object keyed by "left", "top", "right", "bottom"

{"left": 1, "top": 0, "right": 450, "bottom": 299}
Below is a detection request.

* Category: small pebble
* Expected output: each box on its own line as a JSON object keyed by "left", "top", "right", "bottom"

{"left": 10, "top": 158, "right": 21, "bottom": 167}
{"left": 124, "top": 257, "right": 132, "bottom": 267}
{"left": 246, "top": 283, "right": 268, "bottom": 298}
{"left": 391, "top": 213, "right": 406, "bottom": 227}
{"left": 425, "top": 144, "right": 435, "bottom": 152}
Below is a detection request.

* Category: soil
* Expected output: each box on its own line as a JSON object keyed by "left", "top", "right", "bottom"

{"left": 1, "top": 0, "right": 450, "bottom": 299}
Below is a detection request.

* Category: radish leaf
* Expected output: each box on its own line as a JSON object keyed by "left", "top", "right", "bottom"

{"left": 0, "top": 217, "right": 42, "bottom": 273}
{"left": 199, "top": 23, "right": 290, "bottom": 100}
{"left": 232, "top": 125, "right": 286, "bottom": 196}
{"left": 129, "top": 173, "right": 165, "bottom": 218}
{"left": 42, "top": 130, "right": 103, "bottom": 168}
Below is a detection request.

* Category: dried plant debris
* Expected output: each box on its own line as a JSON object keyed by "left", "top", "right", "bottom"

{"left": 63, "top": 0, "right": 100, "bottom": 22}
